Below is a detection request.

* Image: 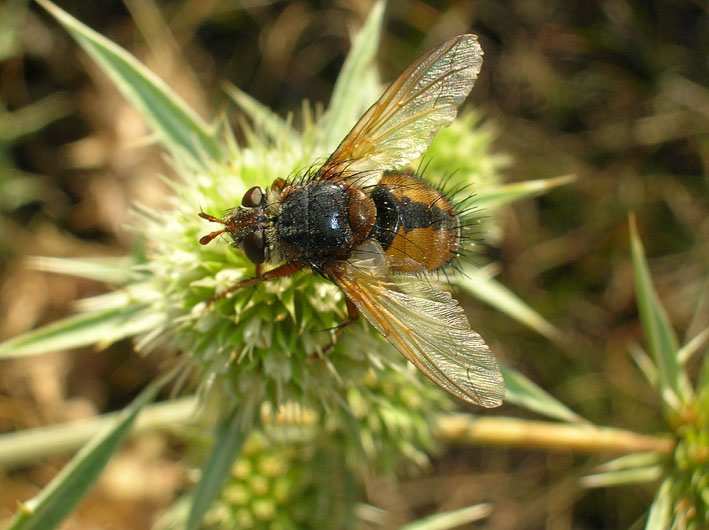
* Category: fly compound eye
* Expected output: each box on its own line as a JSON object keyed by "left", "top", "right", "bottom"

{"left": 242, "top": 186, "right": 264, "bottom": 208}
{"left": 243, "top": 229, "right": 265, "bottom": 264}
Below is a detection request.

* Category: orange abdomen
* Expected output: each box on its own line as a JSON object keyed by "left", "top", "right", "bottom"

{"left": 369, "top": 172, "right": 461, "bottom": 272}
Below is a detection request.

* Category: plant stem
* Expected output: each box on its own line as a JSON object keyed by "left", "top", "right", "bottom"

{"left": 434, "top": 413, "right": 675, "bottom": 454}
{"left": 0, "top": 404, "right": 675, "bottom": 471}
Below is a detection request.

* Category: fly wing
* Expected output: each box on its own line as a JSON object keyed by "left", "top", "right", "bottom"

{"left": 328, "top": 247, "right": 503, "bottom": 407}
{"left": 320, "top": 34, "right": 483, "bottom": 186}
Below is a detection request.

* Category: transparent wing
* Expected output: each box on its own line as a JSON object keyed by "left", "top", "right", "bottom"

{"left": 328, "top": 247, "right": 504, "bottom": 407}
{"left": 320, "top": 34, "right": 483, "bottom": 185}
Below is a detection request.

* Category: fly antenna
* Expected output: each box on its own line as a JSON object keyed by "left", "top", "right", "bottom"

{"left": 199, "top": 212, "right": 225, "bottom": 224}
{"left": 200, "top": 229, "right": 227, "bottom": 245}
{"left": 199, "top": 212, "right": 228, "bottom": 245}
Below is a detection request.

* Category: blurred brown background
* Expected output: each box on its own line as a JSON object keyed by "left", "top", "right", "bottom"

{"left": 1, "top": 0, "right": 707, "bottom": 528}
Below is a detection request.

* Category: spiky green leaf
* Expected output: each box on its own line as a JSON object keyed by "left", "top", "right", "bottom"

{"left": 645, "top": 477, "right": 673, "bottom": 530}
{"left": 4, "top": 372, "right": 172, "bottom": 530}
{"left": 592, "top": 451, "right": 665, "bottom": 473}
{"left": 502, "top": 364, "right": 584, "bottom": 422}
{"left": 0, "top": 306, "right": 164, "bottom": 359}
{"left": 28, "top": 256, "right": 135, "bottom": 285}
{"left": 475, "top": 174, "right": 575, "bottom": 210}
{"left": 399, "top": 503, "right": 492, "bottom": 530}
{"left": 629, "top": 214, "right": 692, "bottom": 410}
{"left": 224, "top": 83, "right": 298, "bottom": 147}
{"left": 0, "top": 397, "right": 197, "bottom": 469}
{"left": 678, "top": 325, "right": 709, "bottom": 365}
{"left": 0, "top": 93, "right": 72, "bottom": 142}
{"left": 457, "top": 267, "right": 561, "bottom": 342}
{"left": 581, "top": 466, "right": 663, "bottom": 488}
{"left": 628, "top": 341, "right": 659, "bottom": 388}
{"left": 321, "top": 0, "right": 385, "bottom": 151}
{"left": 36, "top": 0, "right": 223, "bottom": 167}
{"left": 186, "top": 391, "right": 260, "bottom": 530}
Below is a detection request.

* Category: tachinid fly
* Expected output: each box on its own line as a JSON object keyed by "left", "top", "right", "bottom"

{"left": 200, "top": 34, "right": 504, "bottom": 407}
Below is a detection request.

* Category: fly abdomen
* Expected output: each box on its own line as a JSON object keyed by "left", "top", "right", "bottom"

{"left": 370, "top": 172, "right": 461, "bottom": 272}
{"left": 369, "top": 186, "right": 400, "bottom": 251}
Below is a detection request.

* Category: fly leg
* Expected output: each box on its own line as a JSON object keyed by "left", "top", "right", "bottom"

{"left": 320, "top": 297, "right": 360, "bottom": 356}
{"left": 207, "top": 262, "right": 302, "bottom": 305}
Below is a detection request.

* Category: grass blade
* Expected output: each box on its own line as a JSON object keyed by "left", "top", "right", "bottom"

{"left": 629, "top": 214, "right": 692, "bottom": 409}
{"left": 581, "top": 452, "right": 667, "bottom": 488}
{"left": 0, "top": 93, "right": 72, "bottom": 141}
{"left": 457, "top": 268, "right": 561, "bottom": 342}
{"left": 4, "top": 370, "right": 174, "bottom": 530}
{"left": 0, "top": 306, "right": 164, "bottom": 359}
{"left": 581, "top": 466, "right": 663, "bottom": 488}
{"left": 645, "top": 477, "right": 673, "bottom": 530}
{"left": 321, "top": 0, "right": 384, "bottom": 151}
{"left": 628, "top": 341, "right": 659, "bottom": 388}
{"left": 502, "top": 364, "right": 584, "bottom": 423}
{"left": 224, "top": 83, "right": 298, "bottom": 147}
{"left": 678, "top": 325, "right": 709, "bottom": 365}
{"left": 0, "top": 397, "right": 197, "bottom": 469}
{"left": 398, "top": 503, "right": 492, "bottom": 530}
{"left": 28, "top": 256, "right": 135, "bottom": 285}
{"left": 591, "top": 451, "right": 665, "bottom": 473}
{"left": 475, "top": 174, "right": 575, "bottom": 210}
{"left": 186, "top": 391, "right": 260, "bottom": 530}
{"left": 36, "top": 0, "right": 223, "bottom": 167}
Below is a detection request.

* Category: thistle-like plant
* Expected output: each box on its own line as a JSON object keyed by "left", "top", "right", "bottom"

{"left": 577, "top": 216, "right": 709, "bottom": 530}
